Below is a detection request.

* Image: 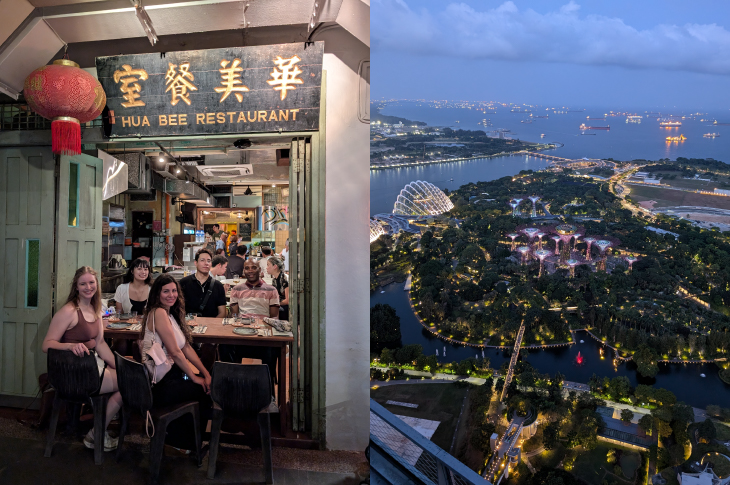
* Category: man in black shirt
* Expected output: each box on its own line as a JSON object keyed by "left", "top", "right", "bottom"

{"left": 179, "top": 248, "right": 227, "bottom": 317}
{"left": 225, "top": 245, "right": 247, "bottom": 278}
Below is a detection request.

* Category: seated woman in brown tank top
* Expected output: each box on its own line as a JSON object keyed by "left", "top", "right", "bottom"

{"left": 42, "top": 266, "right": 123, "bottom": 452}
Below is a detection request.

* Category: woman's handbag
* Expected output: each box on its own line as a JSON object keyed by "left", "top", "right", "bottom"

{"left": 143, "top": 312, "right": 172, "bottom": 384}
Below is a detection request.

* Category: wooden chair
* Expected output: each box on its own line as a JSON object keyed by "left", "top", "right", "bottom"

{"left": 44, "top": 348, "right": 109, "bottom": 465}
{"left": 207, "top": 362, "right": 276, "bottom": 483}
{"left": 114, "top": 352, "right": 202, "bottom": 483}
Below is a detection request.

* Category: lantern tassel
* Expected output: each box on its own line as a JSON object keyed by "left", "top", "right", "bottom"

{"left": 52, "top": 117, "right": 81, "bottom": 155}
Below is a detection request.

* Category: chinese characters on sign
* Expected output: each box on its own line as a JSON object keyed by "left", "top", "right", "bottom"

{"left": 165, "top": 62, "right": 197, "bottom": 106}
{"left": 112, "top": 65, "right": 148, "bottom": 108}
{"left": 267, "top": 55, "right": 303, "bottom": 100}
{"left": 214, "top": 59, "right": 249, "bottom": 102}
{"left": 96, "top": 42, "right": 322, "bottom": 136}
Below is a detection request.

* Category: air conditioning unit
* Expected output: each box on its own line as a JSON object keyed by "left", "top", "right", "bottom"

{"left": 198, "top": 164, "right": 254, "bottom": 178}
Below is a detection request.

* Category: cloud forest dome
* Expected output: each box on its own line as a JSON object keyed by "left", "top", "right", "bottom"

{"left": 393, "top": 180, "right": 455, "bottom": 216}
{"left": 370, "top": 218, "right": 385, "bottom": 243}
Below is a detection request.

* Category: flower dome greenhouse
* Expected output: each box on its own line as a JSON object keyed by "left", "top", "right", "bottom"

{"left": 393, "top": 180, "right": 454, "bottom": 216}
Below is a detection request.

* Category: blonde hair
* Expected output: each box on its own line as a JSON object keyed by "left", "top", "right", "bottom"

{"left": 65, "top": 266, "right": 102, "bottom": 315}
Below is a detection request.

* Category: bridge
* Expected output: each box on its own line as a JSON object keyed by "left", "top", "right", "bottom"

{"left": 500, "top": 322, "right": 526, "bottom": 402}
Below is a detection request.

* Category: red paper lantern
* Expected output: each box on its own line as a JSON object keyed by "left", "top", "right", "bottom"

{"left": 23, "top": 59, "right": 106, "bottom": 155}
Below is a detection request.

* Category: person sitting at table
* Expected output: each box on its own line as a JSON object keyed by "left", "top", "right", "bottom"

{"left": 225, "top": 245, "right": 246, "bottom": 279}
{"left": 140, "top": 274, "right": 211, "bottom": 451}
{"left": 227, "top": 234, "right": 238, "bottom": 257}
{"left": 210, "top": 255, "right": 228, "bottom": 282}
{"left": 257, "top": 246, "right": 273, "bottom": 278}
{"left": 223, "top": 258, "right": 280, "bottom": 383}
{"left": 179, "top": 248, "right": 227, "bottom": 318}
{"left": 216, "top": 232, "right": 228, "bottom": 256}
{"left": 42, "top": 266, "right": 122, "bottom": 452}
{"left": 267, "top": 256, "right": 289, "bottom": 321}
{"left": 114, "top": 258, "right": 151, "bottom": 315}
{"left": 112, "top": 258, "right": 151, "bottom": 359}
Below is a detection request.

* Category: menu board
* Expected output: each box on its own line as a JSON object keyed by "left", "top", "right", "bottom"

{"left": 238, "top": 222, "right": 253, "bottom": 241}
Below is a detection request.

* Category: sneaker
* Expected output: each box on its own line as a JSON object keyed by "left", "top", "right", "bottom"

{"left": 83, "top": 429, "right": 118, "bottom": 452}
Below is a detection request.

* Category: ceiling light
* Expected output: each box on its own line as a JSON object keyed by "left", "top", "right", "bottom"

{"left": 272, "top": 184, "right": 276, "bottom": 187}
{"left": 159, "top": 157, "right": 164, "bottom": 163}
{"left": 176, "top": 168, "right": 181, "bottom": 174}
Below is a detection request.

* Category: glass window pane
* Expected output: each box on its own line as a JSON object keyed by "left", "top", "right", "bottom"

{"left": 68, "top": 162, "right": 79, "bottom": 226}
{"left": 26, "top": 239, "right": 40, "bottom": 307}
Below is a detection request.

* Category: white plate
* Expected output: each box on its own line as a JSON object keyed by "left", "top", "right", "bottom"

{"left": 108, "top": 322, "right": 132, "bottom": 329}
{"left": 232, "top": 327, "right": 257, "bottom": 336}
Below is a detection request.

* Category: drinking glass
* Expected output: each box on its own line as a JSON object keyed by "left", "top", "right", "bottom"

{"left": 130, "top": 311, "right": 138, "bottom": 322}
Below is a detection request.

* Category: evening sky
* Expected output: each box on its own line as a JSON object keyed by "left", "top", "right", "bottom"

{"left": 372, "top": 0, "right": 730, "bottom": 110}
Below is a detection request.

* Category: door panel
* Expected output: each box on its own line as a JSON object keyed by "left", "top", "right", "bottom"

{"left": 0, "top": 148, "right": 55, "bottom": 397}
{"left": 56, "top": 154, "right": 103, "bottom": 312}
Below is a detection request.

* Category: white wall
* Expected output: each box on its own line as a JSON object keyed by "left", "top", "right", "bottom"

{"left": 322, "top": 30, "right": 370, "bottom": 451}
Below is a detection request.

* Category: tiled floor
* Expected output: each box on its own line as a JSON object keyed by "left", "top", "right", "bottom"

{"left": 0, "top": 413, "right": 369, "bottom": 485}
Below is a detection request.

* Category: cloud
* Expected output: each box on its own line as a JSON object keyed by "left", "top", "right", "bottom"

{"left": 372, "top": 0, "right": 730, "bottom": 75}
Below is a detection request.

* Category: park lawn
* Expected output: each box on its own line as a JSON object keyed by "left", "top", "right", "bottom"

{"left": 716, "top": 423, "right": 730, "bottom": 441}
{"left": 710, "top": 454, "right": 730, "bottom": 479}
{"left": 658, "top": 173, "right": 726, "bottom": 191}
{"left": 531, "top": 444, "right": 567, "bottom": 470}
{"left": 627, "top": 184, "right": 730, "bottom": 210}
{"left": 371, "top": 383, "right": 468, "bottom": 451}
{"left": 683, "top": 442, "right": 730, "bottom": 472}
{"left": 571, "top": 444, "right": 640, "bottom": 485}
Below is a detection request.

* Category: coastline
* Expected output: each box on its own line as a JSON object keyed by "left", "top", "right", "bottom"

{"left": 370, "top": 144, "right": 558, "bottom": 171}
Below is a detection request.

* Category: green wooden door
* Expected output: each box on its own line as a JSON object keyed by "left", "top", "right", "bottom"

{"left": 0, "top": 148, "right": 56, "bottom": 399}
{"left": 55, "top": 154, "right": 103, "bottom": 312}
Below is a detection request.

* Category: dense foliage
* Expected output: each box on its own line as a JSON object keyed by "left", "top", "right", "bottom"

{"left": 408, "top": 172, "right": 730, "bottom": 358}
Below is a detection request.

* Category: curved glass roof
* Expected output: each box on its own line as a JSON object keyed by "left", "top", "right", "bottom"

{"left": 393, "top": 180, "right": 454, "bottom": 216}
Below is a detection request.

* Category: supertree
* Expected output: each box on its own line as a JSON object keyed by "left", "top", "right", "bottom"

{"left": 573, "top": 233, "right": 582, "bottom": 252}
{"left": 625, "top": 254, "right": 639, "bottom": 272}
{"left": 551, "top": 235, "right": 562, "bottom": 256}
{"left": 508, "top": 233, "right": 520, "bottom": 251}
{"left": 567, "top": 258, "right": 580, "bottom": 277}
{"left": 583, "top": 237, "right": 596, "bottom": 261}
{"left": 554, "top": 223, "right": 585, "bottom": 262}
{"left": 510, "top": 198, "right": 523, "bottom": 217}
{"left": 521, "top": 227, "right": 539, "bottom": 247}
{"left": 536, "top": 231, "right": 547, "bottom": 249}
{"left": 528, "top": 196, "right": 541, "bottom": 217}
{"left": 595, "top": 237, "right": 620, "bottom": 271}
{"left": 535, "top": 249, "right": 551, "bottom": 277}
{"left": 517, "top": 246, "right": 530, "bottom": 264}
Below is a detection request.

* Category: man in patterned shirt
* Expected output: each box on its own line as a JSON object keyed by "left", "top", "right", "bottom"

{"left": 229, "top": 258, "right": 279, "bottom": 317}
{"left": 222, "top": 258, "right": 279, "bottom": 381}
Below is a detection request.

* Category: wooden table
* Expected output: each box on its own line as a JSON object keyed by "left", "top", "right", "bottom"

{"left": 103, "top": 317, "right": 293, "bottom": 432}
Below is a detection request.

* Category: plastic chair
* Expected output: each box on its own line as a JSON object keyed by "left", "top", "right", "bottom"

{"left": 207, "top": 362, "right": 276, "bottom": 483}
{"left": 44, "top": 348, "right": 109, "bottom": 465}
{"left": 114, "top": 352, "right": 202, "bottom": 483}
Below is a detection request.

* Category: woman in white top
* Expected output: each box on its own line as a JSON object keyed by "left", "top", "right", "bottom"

{"left": 139, "top": 274, "right": 211, "bottom": 450}
{"left": 114, "top": 258, "right": 151, "bottom": 315}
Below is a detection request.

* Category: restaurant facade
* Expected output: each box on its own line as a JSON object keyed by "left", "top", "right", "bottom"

{"left": 0, "top": 0, "right": 369, "bottom": 451}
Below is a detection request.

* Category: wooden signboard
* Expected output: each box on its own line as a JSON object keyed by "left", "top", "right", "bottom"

{"left": 96, "top": 42, "right": 323, "bottom": 137}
